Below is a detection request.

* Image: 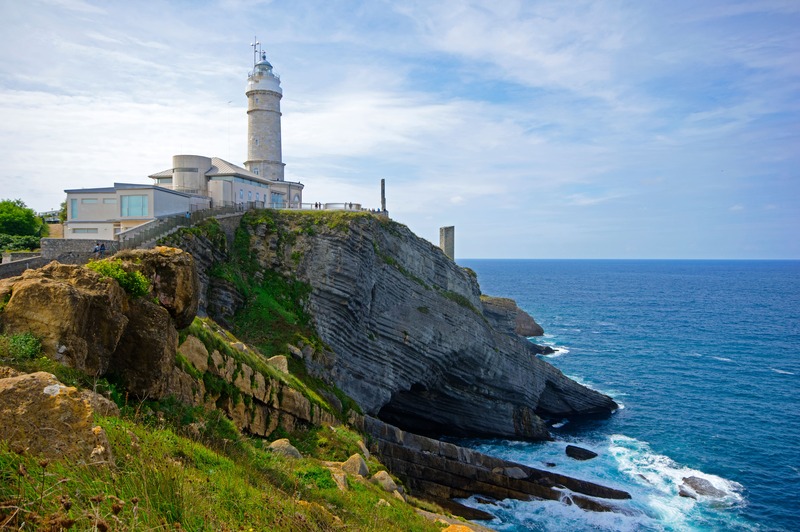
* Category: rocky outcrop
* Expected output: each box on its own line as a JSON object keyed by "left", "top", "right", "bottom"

{"left": 0, "top": 370, "right": 114, "bottom": 464}
{"left": 0, "top": 249, "right": 197, "bottom": 397}
{"left": 233, "top": 212, "right": 616, "bottom": 441}
{"left": 566, "top": 444, "right": 598, "bottom": 461}
{"left": 481, "top": 296, "right": 544, "bottom": 337}
{"left": 364, "top": 416, "right": 631, "bottom": 518}
{"left": 171, "top": 330, "right": 339, "bottom": 438}
{"left": 113, "top": 246, "right": 199, "bottom": 329}
{"left": 0, "top": 262, "right": 129, "bottom": 376}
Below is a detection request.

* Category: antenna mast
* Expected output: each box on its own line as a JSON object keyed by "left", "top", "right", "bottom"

{"left": 250, "top": 36, "right": 261, "bottom": 67}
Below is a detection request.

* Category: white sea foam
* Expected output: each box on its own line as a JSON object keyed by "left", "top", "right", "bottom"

{"left": 770, "top": 368, "right": 795, "bottom": 375}
{"left": 460, "top": 433, "right": 750, "bottom": 531}
{"left": 609, "top": 434, "right": 745, "bottom": 508}
{"left": 712, "top": 356, "right": 734, "bottom": 363}
{"left": 551, "top": 419, "right": 569, "bottom": 428}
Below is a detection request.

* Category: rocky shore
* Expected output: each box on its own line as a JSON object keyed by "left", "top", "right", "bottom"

{"left": 1, "top": 212, "right": 627, "bottom": 524}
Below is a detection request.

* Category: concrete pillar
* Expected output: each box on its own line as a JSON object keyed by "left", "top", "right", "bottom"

{"left": 439, "top": 226, "right": 455, "bottom": 260}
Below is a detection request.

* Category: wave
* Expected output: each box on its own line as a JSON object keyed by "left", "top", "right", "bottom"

{"left": 458, "top": 434, "right": 751, "bottom": 531}
{"left": 770, "top": 368, "right": 795, "bottom": 375}
{"left": 711, "top": 356, "right": 734, "bottom": 363}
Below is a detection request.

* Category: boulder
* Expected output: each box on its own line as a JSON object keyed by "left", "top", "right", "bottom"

{"left": 371, "top": 470, "right": 399, "bottom": 493}
{"left": 268, "top": 438, "right": 302, "bottom": 459}
{"left": 179, "top": 335, "right": 209, "bottom": 373}
{"left": 110, "top": 298, "right": 178, "bottom": 398}
{"left": 0, "top": 262, "right": 128, "bottom": 376}
{"left": 267, "top": 355, "right": 289, "bottom": 374}
{"left": 113, "top": 247, "right": 199, "bottom": 329}
{"left": 566, "top": 445, "right": 598, "bottom": 461}
{"left": 0, "top": 371, "right": 113, "bottom": 464}
{"left": 681, "top": 476, "right": 727, "bottom": 498}
{"left": 342, "top": 453, "right": 369, "bottom": 477}
{"left": 80, "top": 389, "right": 120, "bottom": 417}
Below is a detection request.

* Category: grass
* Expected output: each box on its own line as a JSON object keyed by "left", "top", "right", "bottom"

{"left": 0, "top": 411, "right": 444, "bottom": 531}
{"left": 86, "top": 259, "right": 150, "bottom": 297}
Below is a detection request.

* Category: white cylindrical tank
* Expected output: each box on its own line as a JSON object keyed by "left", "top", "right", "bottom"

{"left": 172, "top": 155, "right": 211, "bottom": 195}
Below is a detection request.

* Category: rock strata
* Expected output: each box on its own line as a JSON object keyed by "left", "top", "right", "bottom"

{"left": 230, "top": 212, "right": 617, "bottom": 441}
{"left": 364, "top": 416, "right": 631, "bottom": 519}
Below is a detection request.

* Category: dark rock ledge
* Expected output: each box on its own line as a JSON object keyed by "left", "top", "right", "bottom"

{"left": 363, "top": 416, "right": 631, "bottom": 520}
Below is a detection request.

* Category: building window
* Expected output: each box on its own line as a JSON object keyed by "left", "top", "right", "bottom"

{"left": 256, "top": 192, "right": 260, "bottom": 202}
{"left": 103, "top": 198, "right": 117, "bottom": 204}
{"left": 73, "top": 228, "right": 98, "bottom": 234}
{"left": 248, "top": 191, "right": 252, "bottom": 201}
{"left": 254, "top": 168, "right": 259, "bottom": 175}
{"left": 70, "top": 199, "right": 78, "bottom": 220}
{"left": 121, "top": 195, "right": 148, "bottom": 217}
{"left": 271, "top": 192, "right": 284, "bottom": 208}
{"left": 239, "top": 189, "right": 244, "bottom": 200}
{"left": 81, "top": 198, "right": 98, "bottom": 204}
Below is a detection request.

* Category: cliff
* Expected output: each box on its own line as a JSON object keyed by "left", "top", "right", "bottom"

{"left": 176, "top": 211, "right": 616, "bottom": 441}
{"left": 0, "top": 219, "right": 630, "bottom": 526}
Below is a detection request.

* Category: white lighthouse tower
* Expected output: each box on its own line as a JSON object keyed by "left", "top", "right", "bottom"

{"left": 245, "top": 39, "right": 284, "bottom": 181}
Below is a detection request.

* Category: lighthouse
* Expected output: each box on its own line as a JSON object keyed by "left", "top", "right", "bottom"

{"left": 245, "top": 40, "right": 285, "bottom": 181}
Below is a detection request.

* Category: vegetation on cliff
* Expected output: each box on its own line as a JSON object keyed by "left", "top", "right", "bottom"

{"left": 0, "top": 258, "right": 453, "bottom": 530}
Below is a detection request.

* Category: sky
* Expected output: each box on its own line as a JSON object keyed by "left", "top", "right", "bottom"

{"left": 1, "top": 0, "right": 798, "bottom": 259}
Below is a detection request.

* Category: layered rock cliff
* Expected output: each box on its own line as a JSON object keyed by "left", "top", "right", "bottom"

{"left": 191, "top": 211, "right": 616, "bottom": 441}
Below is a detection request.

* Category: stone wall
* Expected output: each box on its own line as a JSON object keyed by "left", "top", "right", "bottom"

{"left": 0, "top": 257, "right": 50, "bottom": 279}
{"left": 1, "top": 252, "right": 41, "bottom": 264}
{"left": 40, "top": 238, "right": 119, "bottom": 261}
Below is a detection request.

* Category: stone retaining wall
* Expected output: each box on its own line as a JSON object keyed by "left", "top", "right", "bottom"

{"left": 1, "top": 252, "right": 41, "bottom": 264}
{"left": 0, "top": 257, "right": 50, "bottom": 279}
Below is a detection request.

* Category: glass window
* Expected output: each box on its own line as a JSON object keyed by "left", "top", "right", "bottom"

{"left": 103, "top": 198, "right": 117, "bottom": 204}
{"left": 271, "top": 192, "right": 284, "bottom": 208}
{"left": 73, "top": 228, "right": 98, "bottom": 234}
{"left": 81, "top": 198, "right": 98, "bottom": 204}
{"left": 248, "top": 191, "right": 252, "bottom": 201}
{"left": 70, "top": 199, "right": 77, "bottom": 220}
{"left": 120, "top": 195, "right": 148, "bottom": 217}
{"left": 239, "top": 189, "right": 244, "bottom": 200}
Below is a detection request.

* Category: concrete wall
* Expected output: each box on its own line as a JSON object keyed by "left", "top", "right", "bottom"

{"left": 68, "top": 192, "right": 119, "bottom": 222}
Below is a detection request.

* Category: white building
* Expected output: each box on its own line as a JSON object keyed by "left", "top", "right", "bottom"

{"left": 148, "top": 44, "right": 303, "bottom": 209}
{"left": 63, "top": 183, "right": 209, "bottom": 240}
{"left": 62, "top": 41, "right": 303, "bottom": 240}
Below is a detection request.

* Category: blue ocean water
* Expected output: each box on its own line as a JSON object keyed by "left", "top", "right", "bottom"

{"left": 456, "top": 260, "right": 800, "bottom": 531}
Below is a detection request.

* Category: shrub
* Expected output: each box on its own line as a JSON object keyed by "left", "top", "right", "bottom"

{"left": 87, "top": 259, "right": 150, "bottom": 297}
{"left": 0, "top": 332, "right": 42, "bottom": 360}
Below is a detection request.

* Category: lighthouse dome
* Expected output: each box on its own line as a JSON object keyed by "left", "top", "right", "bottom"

{"left": 253, "top": 52, "right": 274, "bottom": 75}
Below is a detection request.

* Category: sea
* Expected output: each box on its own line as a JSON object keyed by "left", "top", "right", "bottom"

{"left": 455, "top": 259, "right": 800, "bottom": 532}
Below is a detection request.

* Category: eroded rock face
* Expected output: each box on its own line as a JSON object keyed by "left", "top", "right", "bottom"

{"left": 0, "top": 262, "right": 129, "bottom": 375}
{"left": 0, "top": 249, "right": 198, "bottom": 398}
{"left": 482, "top": 296, "right": 545, "bottom": 337}
{"left": 236, "top": 213, "right": 617, "bottom": 441}
{"left": 364, "top": 416, "right": 631, "bottom": 518}
{"left": 114, "top": 246, "right": 199, "bottom": 329}
{"left": 111, "top": 298, "right": 178, "bottom": 398}
{"left": 0, "top": 370, "right": 113, "bottom": 464}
